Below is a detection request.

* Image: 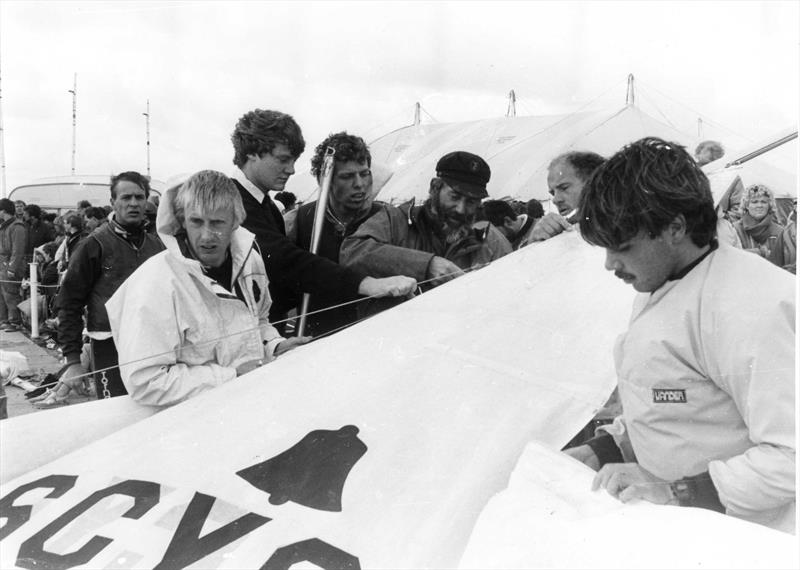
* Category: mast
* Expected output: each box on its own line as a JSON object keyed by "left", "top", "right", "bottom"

{"left": 143, "top": 99, "right": 151, "bottom": 177}
{"left": 0, "top": 48, "right": 6, "bottom": 197}
{"left": 506, "top": 89, "right": 516, "bottom": 117}
{"left": 625, "top": 73, "right": 635, "bottom": 107}
{"left": 69, "top": 73, "right": 77, "bottom": 175}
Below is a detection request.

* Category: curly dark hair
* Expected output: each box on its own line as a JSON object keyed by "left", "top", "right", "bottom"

{"left": 549, "top": 151, "right": 606, "bottom": 182}
{"left": 578, "top": 137, "right": 717, "bottom": 249}
{"left": 24, "top": 204, "right": 42, "bottom": 219}
{"left": 482, "top": 200, "right": 517, "bottom": 226}
{"left": 309, "top": 132, "right": 371, "bottom": 179}
{"left": 231, "top": 109, "right": 305, "bottom": 167}
{"left": 110, "top": 171, "right": 150, "bottom": 200}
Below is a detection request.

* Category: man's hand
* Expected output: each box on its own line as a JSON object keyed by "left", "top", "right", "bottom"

{"left": 235, "top": 359, "right": 264, "bottom": 377}
{"left": 592, "top": 462, "right": 675, "bottom": 504}
{"left": 529, "top": 213, "right": 572, "bottom": 242}
{"left": 358, "top": 276, "right": 418, "bottom": 298}
{"left": 426, "top": 256, "right": 464, "bottom": 287}
{"left": 563, "top": 444, "right": 600, "bottom": 471}
{"left": 59, "top": 362, "right": 90, "bottom": 395}
{"left": 274, "top": 336, "right": 312, "bottom": 357}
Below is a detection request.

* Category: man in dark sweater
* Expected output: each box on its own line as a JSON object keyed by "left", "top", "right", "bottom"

{"left": 46, "top": 172, "right": 164, "bottom": 405}
{"left": 230, "top": 109, "right": 416, "bottom": 335}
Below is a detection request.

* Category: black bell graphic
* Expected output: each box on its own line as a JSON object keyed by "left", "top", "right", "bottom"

{"left": 236, "top": 425, "right": 367, "bottom": 512}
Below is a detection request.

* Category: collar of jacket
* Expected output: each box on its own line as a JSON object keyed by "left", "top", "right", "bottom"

{"left": 160, "top": 225, "right": 258, "bottom": 284}
{"left": 231, "top": 170, "right": 267, "bottom": 205}
{"left": 0, "top": 216, "right": 24, "bottom": 230}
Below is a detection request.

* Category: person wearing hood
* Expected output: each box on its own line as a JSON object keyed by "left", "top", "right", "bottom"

{"left": 106, "top": 170, "right": 309, "bottom": 407}
{"left": 287, "top": 132, "right": 386, "bottom": 336}
{"left": 732, "top": 184, "right": 784, "bottom": 265}
{"left": 48, "top": 172, "right": 164, "bottom": 406}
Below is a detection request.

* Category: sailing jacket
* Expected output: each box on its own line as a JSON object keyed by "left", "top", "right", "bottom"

{"left": 610, "top": 244, "right": 795, "bottom": 531}
{"left": 106, "top": 185, "right": 284, "bottom": 407}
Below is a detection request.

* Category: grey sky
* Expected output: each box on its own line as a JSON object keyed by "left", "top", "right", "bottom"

{"left": 1, "top": 0, "right": 797, "bottom": 195}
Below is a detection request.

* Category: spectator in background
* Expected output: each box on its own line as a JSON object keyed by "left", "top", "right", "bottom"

{"left": 14, "top": 200, "right": 26, "bottom": 220}
{"left": 732, "top": 184, "right": 784, "bottom": 265}
{"left": 144, "top": 201, "right": 158, "bottom": 235}
{"left": 23, "top": 204, "right": 56, "bottom": 259}
{"left": 0, "top": 198, "right": 28, "bottom": 331}
{"left": 84, "top": 206, "right": 107, "bottom": 233}
{"left": 482, "top": 199, "right": 536, "bottom": 250}
{"left": 76, "top": 200, "right": 92, "bottom": 217}
{"left": 526, "top": 198, "right": 544, "bottom": 223}
{"left": 694, "top": 140, "right": 725, "bottom": 167}
{"left": 771, "top": 200, "right": 797, "bottom": 274}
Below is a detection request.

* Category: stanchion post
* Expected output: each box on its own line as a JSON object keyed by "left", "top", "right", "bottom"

{"left": 29, "top": 261, "right": 39, "bottom": 339}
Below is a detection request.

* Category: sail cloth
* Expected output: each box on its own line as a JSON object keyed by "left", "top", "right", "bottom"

{"left": 0, "top": 231, "right": 633, "bottom": 569}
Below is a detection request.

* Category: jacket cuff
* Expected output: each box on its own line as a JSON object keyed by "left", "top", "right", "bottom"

{"left": 584, "top": 434, "right": 623, "bottom": 467}
{"left": 63, "top": 353, "right": 82, "bottom": 366}
{"left": 264, "top": 337, "right": 285, "bottom": 361}
{"left": 670, "top": 472, "right": 725, "bottom": 513}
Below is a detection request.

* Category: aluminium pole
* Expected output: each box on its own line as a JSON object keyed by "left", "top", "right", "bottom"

{"left": 69, "top": 73, "right": 77, "bottom": 175}
{"left": 143, "top": 99, "right": 151, "bottom": 177}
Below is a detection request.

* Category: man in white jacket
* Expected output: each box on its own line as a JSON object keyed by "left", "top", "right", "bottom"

{"left": 567, "top": 137, "right": 795, "bottom": 532}
{"left": 107, "top": 170, "right": 308, "bottom": 407}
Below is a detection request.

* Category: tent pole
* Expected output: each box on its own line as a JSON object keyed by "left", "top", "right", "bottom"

{"left": 506, "top": 89, "right": 516, "bottom": 117}
{"left": 413, "top": 102, "right": 421, "bottom": 126}
{"left": 69, "top": 73, "right": 77, "bottom": 175}
{"left": 625, "top": 73, "right": 635, "bottom": 107}
{"left": 697, "top": 117, "right": 703, "bottom": 138}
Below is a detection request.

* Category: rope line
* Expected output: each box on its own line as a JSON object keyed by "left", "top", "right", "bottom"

{"left": 1, "top": 261, "right": 495, "bottom": 399}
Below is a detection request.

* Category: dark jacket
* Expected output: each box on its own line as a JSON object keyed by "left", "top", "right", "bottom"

{"left": 233, "top": 179, "right": 366, "bottom": 331}
{"left": 291, "top": 200, "right": 382, "bottom": 335}
{"left": 25, "top": 219, "right": 56, "bottom": 258}
{"left": 0, "top": 217, "right": 28, "bottom": 278}
{"left": 57, "top": 221, "right": 164, "bottom": 362}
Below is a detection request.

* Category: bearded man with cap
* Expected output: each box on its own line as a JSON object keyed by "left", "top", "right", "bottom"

{"left": 340, "top": 151, "right": 511, "bottom": 315}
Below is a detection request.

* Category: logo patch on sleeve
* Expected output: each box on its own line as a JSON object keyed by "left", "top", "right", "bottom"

{"left": 652, "top": 388, "right": 687, "bottom": 403}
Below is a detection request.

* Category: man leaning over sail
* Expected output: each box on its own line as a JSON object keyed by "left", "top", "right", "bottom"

{"left": 107, "top": 171, "right": 306, "bottom": 407}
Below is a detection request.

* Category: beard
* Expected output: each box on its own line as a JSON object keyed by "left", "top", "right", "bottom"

{"left": 428, "top": 197, "right": 473, "bottom": 244}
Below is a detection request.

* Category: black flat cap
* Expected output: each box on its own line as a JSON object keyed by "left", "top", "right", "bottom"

{"left": 435, "top": 151, "right": 491, "bottom": 199}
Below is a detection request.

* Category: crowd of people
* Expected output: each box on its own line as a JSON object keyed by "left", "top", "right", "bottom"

{"left": 0, "top": 110, "right": 795, "bottom": 533}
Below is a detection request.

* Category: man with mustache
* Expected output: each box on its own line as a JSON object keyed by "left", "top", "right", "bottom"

{"left": 566, "top": 137, "right": 795, "bottom": 532}
{"left": 288, "top": 132, "right": 385, "bottom": 336}
{"left": 48, "top": 172, "right": 164, "bottom": 404}
{"left": 230, "top": 109, "right": 416, "bottom": 335}
{"left": 340, "top": 151, "right": 511, "bottom": 315}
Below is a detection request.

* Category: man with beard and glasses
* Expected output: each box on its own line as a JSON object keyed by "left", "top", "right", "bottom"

{"left": 340, "top": 151, "right": 511, "bottom": 317}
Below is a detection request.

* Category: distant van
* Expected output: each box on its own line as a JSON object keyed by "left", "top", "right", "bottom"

{"left": 8, "top": 175, "right": 164, "bottom": 215}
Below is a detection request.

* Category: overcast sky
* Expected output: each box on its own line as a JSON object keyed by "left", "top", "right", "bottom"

{"left": 1, "top": 0, "right": 797, "bottom": 195}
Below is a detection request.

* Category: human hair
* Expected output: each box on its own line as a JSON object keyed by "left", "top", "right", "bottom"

{"left": 24, "top": 204, "right": 42, "bottom": 220}
{"left": 110, "top": 171, "right": 151, "bottom": 200}
{"left": 274, "top": 191, "right": 297, "bottom": 210}
{"left": 77, "top": 200, "right": 92, "bottom": 209}
{"left": 66, "top": 213, "right": 84, "bottom": 231}
{"left": 42, "top": 212, "right": 57, "bottom": 223}
{"left": 0, "top": 198, "right": 14, "bottom": 216}
{"left": 14, "top": 200, "right": 26, "bottom": 208}
{"left": 231, "top": 109, "right": 305, "bottom": 168}
{"left": 579, "top": 137, "right": 717, "bottom": 249}
{"left": 695, "top": 140, "right": 724, "bottom": 162}
{"left": 740, "top": 184, "right": 777, "bottom": 217}
{"left": 310, "top": 132, "right": 371, "bottom": 179}
{"left": 549, "top": 151, "right": 606, "bottom": 182}
{"left": 482, "top": 200, "right": 517, "bottom": 226}
{"left": 84, "top": 206, "right": 106, "bottom": 221}
{"left": 173, "top": 170, "right": 246, "bottom": 227}
{"left": 526, "top": 198, "right": 544, "bottom": 219}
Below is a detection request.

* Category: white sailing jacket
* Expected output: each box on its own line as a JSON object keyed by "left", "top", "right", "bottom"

{"left": 106, "top": 187, "right": 284, "bottom": 407}
{"left": 612, "top": 244, "right": 796, "bottom": 531}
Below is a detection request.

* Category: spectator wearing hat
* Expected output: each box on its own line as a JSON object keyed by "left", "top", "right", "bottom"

{"left": 340, "top": 150, "right": 511, "bottom": 315}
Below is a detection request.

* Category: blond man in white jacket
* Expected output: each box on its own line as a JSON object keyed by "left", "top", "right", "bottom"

{"left": 107, "top": 170, "right": 308, "bottom": 407}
